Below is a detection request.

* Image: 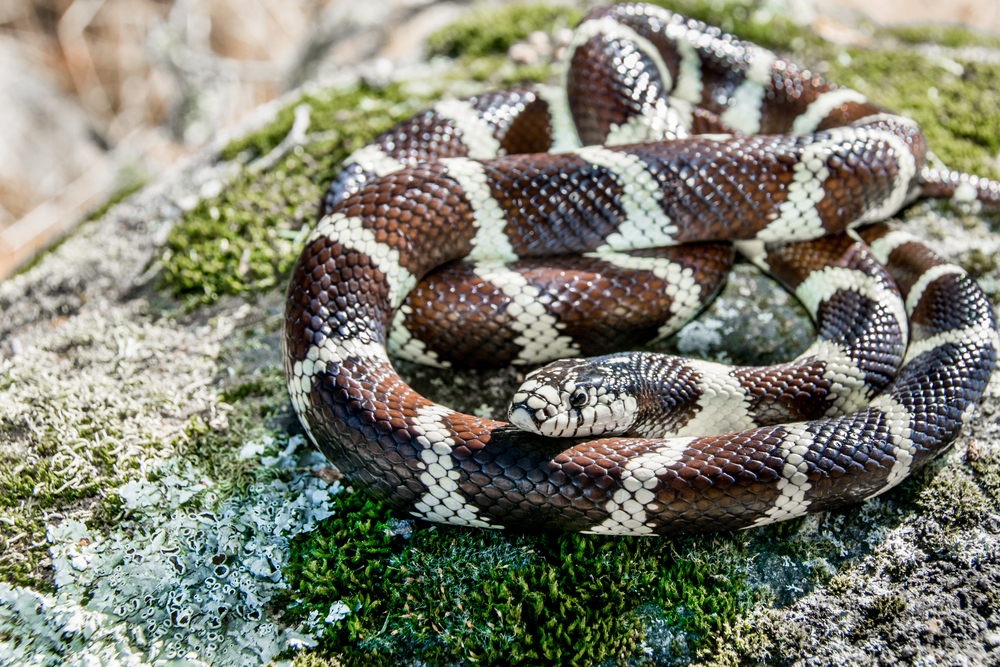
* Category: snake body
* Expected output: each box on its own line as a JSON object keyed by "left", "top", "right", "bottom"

{"left": 508, "top": 230, "right": 910, "bottom": 439}
{"left": 283, "top": 4, "right": 999, "bottom": 534}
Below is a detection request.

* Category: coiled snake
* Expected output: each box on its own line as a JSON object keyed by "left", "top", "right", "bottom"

{"left": 282, "top": 3, "right": 999, "bottom": 534}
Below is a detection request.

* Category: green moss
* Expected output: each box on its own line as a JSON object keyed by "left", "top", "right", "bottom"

{"left": 884, "top": 24, "right": 1000, "bottom": 50}
{"left": 960, "top": 246, "right": 999, "bottom": 279}
{"left": 757, "top": 516, "right": 808, "bottom": 544}
{"left": 969, "top": 446, "right": 1000, "bottom": 504}
{"left": 859, "top": 593, "right": 908, "bottom": 629}
{"left": 826, "top": 51, "right": 1000, "bottom": 181}
{"left": 645, "top": 0, "right": 820, "bottom": 51}
{"left": 180, "top": 360, "right": 290, "bottom": 496}
{"left": 163, "top": 47, "right": 553, "bottom": 311}
{"left": 220, "top": 369, "right": 285, "bottom": 404}
{"left": 443, "top": 54, "right": 555, "bottom": 87}
{"left": 161, "top": 85, "right": 428, "bottom": 310}
{"left": 221, "top": 84, "right": 411, "bottom": 162}
{"left": 698, "top": 606, "right": 788, "bottom": 667}
{"left": 915, "top": 466, "right": 994, "bottom": 530}
{"left": 281, "top": 492, "right": 755, "bottom": 666}
{"left": 825, "top": 572, "right": 853, "bottom": 596}
{"left": 0, "top": 405, "right": 149, "bottom": 591}
{"left": 426, "top": 4, "right": 582, "bottom": 59}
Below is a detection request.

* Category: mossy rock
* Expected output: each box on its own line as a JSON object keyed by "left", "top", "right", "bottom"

{"left": 2, "top": 1, "right": 1000, "bottom": 666}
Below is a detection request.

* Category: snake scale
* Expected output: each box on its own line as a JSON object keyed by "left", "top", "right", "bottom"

{"left": 282, "top": 3, "right": 999, "bottom": 534}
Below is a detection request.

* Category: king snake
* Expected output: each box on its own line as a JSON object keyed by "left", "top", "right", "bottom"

{"left": 282, "top": 3, "right": 999, "bottom": 534}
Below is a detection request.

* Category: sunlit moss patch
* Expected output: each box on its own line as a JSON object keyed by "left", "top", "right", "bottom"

{"left": 159, "top": 85, "right": 428, "bottom": 310}
{"left": 825, "top": 51, "right": 1000, "bottom": 181}
{"left": 426, "top": 4, "right": 583, "bottom": 59}
{"left": 281, "top": 497, "right": 756, "bottom": 666}
{"left": 883, "top": 24, "right": 1000, "bottom": 50}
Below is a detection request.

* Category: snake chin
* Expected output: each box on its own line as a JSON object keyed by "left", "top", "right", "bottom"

{"left": 507, "top": 406, "right": 540, "bottom": 433}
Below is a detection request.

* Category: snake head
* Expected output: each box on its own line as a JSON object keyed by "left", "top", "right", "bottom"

{"left": 507, "top": 356, "right": 640, "bottom": 438}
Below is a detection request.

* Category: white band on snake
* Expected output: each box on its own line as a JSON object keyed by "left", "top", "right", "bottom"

{"left": 283, "top": 3, "right": 999, "bottom": 535}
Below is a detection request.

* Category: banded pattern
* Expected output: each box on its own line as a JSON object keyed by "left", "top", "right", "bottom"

{"left": 388, "top": 244, "right": 732, "bottom": 368}
{"left": 284, "top": 3, "right": 999, "bottom": 534}
{"left": 508, "top": 233, "right": 910, "bottom": 439}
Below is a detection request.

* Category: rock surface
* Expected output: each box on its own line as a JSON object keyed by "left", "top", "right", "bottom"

{"left": 2, "top": 2, "right": 1000, "bottom": 666}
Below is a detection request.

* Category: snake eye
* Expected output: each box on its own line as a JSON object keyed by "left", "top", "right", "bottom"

{"left": 569, "top": 388, "right": 589, "bottom": 409}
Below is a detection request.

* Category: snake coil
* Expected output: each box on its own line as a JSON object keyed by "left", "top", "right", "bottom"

{"left": 283, "top": 3, "right": 998, "bottom": 534}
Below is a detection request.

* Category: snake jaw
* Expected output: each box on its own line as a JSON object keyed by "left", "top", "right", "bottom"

{"left": 507, "top": 405, "right": 538, "bottom": 432}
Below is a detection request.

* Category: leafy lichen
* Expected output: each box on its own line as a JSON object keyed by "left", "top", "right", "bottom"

{"left": 1, "top": 435, "right": 341, "bottom": 666}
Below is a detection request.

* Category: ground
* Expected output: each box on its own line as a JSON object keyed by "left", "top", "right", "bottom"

{"left": 1, "top": 1, "right": 1000, "bottom": 666}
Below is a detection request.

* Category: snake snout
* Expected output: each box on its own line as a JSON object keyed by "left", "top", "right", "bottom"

{"left": 507, "top": 385, "right": 560, "bottom": 433}
{"left": 509, "top": 361, "right": 594, "bottom": 435}
{"left": 508, "top": 404, "right": 540, "bottom": 432}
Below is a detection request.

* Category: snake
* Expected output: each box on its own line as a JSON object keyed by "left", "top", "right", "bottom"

{"left": 282, "top": 3, "right": 999, "bottom": 534}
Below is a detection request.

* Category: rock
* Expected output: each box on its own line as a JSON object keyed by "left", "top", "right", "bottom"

{"left": 1, "top": 2, "right": 1000, "bottom": 666}
{"left": 508, "top": 41, "right": 540, "bottom": 66}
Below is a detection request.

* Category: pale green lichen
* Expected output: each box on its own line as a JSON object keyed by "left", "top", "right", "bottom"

{"left": 0, "top": 301, "right": 236, "bottom": 589}
{"left": 2, "top": 435, "right": 342, "bottom": 666}
{"left": 0, "top": 585, "right": 148, "bottom": 667}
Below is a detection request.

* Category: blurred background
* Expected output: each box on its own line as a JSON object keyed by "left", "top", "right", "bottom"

{"left": 0, "top": 0, "right": 470, "bottom": 278}
{"left": 0, "top": 0, "right": 996, "bottom": 279}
